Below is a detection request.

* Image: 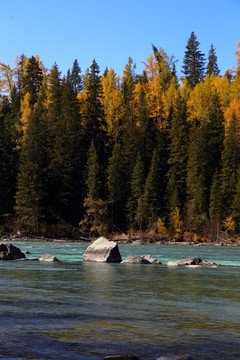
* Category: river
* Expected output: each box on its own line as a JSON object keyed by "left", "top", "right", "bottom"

{"left": 0, "top": 241, "right": 239, "bottom": 360}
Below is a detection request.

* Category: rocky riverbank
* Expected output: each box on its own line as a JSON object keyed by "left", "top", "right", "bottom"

{"left": 1, "top": 232, "right": 240, "bottom": 247}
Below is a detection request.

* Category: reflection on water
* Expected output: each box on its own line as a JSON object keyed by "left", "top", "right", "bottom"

{"left": 0, "top": 242, "right": 240, "bottom": 359}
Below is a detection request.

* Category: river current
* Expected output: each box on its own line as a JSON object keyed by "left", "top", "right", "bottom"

{"left": 0, "top": 241, "right": 239, "bottom": 360}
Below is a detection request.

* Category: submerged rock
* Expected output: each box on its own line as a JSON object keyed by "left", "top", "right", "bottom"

{"left": 0, "top": 243, "right": 26, "bottom": 260}
{"left": 122, "top": 255, "right": 150, "bottom": 264}
{"left": 83, "top": 237, "right": 122, "bottom": 263}
{"left": 103, "top": 355, "right": 140, "bottom": 360}
{"left": 122, "top": 255, "right": 161, "bottom": 264}
{"left": 167, "top": 257, "right": 216, "bottom": 267}
{"left": 143, "top": 254, "right": 162, "bottom": 264}
{"left": 39, "top": 254, "right": 59, "bottom": 262}
{"left": 157, "top": 355, "right": 194, "bottom": 360}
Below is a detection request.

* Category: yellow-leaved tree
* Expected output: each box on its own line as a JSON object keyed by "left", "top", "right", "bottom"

{"left": 101, "top": 68, "right": 125, "bottom": 142}
{"left": 16, "top": 92, "right": 32, "bottom": 149}
{"left": 144, "top": 75, "right": 167, "bottom": 130}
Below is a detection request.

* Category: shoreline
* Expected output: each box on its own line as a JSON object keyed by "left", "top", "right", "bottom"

{"left": 1, "top": 233, "right": 240, "bottom": 247}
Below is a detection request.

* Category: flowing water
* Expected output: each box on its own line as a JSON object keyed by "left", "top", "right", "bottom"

{"left": 0, "top": 241, "right": 240, "bottom": 360}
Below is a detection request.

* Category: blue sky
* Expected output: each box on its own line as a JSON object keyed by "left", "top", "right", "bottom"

{"left": 1, "top": 0, "right": 240, "bottom": 78}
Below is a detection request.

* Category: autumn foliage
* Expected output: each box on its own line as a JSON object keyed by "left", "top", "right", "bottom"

{"left": 1, "top": 35, "right": 240, "bottom": 241}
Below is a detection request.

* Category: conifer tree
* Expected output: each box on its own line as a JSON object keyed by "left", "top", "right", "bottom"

{"left": 126, "top": 152, "right": 145, "bottom": 225}
{"left": 107, "top": 142, "right": 126, "bottom": 228}
{"left": 121, "top": 57, "right": 136, "bottom": 105}
{"left": 83, "top": 59, "right": 108, "bottom": 182}
{"left": 231, "top": 167, "right": 240, "bottom": 230}
{"left": 209, "top": 170, "right": 223, "bottom": 220}
{"left": 15, "top": 78, "right": 48, "bottom": 232}
{"left": 207, "top": 44, "right": 220, "bottom": 76}
{"left": 70, "top": 59, "right": 82, "bottom": 94}
{"left": 221, "top": 113, "right": 240, "bottom": 217}
{"left": 182, "top": 32, "right": 205, "bottom": 88}
{"left": 85, "top": 141, "right": 102, "bottom": 200}
{"left": 209, "top": 170, "right": 223, "bottom": 241}
{"left": 52, "top": 75, "right": 84, "bottom": 225}
{"left": 45, "top": 64, "right": 62, "bottom": 222}
{"left": 0, "top": 98, "right": 18, "bottom": 223}
{"left": 22, "top": 56, "right": 43, "bottom": 105}
{"left": 136, "top": 145, "right": 167, "bottom": 229}
{"left": 187, "top": 93, "right": 224, "bottom": 218}
{"left": 167, "top": 91, "right": 188, "bottom": 209}
{"left": 152, "top": 44, "right": 177, "bottom": 90}
{"left": 80, "top": 141, "right": 108, "bottom": 235}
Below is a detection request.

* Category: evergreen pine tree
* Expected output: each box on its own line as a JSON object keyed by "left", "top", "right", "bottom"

{"left": 167, "top": 91, "right": 188, "bottom": 210}
{"left": 121, "top": 57, "right": 136, "bottom": 105}
{"left": 86, "top": 141, "right": 102, "bottom": 200}
{"left": 83, "top": 59, "right": 108, "bottom": 188}
{"left": 15, "top": 78, "right": 48, "bottom": 232}
{"left": 221, "top": 113, "right": 240, "bottom": 217}
{"left": 136, "top": 145, "right": 166, "bottom": 229}
{"left": 182, "top": 32, "right": 206, "bottom": 88}
{"left": 187, "top": 93, "right": 224, "bottom": 218}
{"left": 0, "top": 98, "right": 18, "bottom": 223}
{"left": 209, "top": 170, "right": 222, "bottom": 220}
{"left": 207, "top": 44, "right": 220, "bottom": 76}
{"left": 52, "top": 75, "right": 84, "bottom": 225}
{"left": 80, "top": 141, "right": 108, "bottom": 235}
{"left": 107, "top": 142, "right": 126, "bottom": 229}
{"left": 70, "top": 59, "right": 82, "bottom": 94}
{"left": 45, "top": 64, "right": 62, "bottom": 223}
{"left": 231, "top": 167, "right": 240, "bottom": 230}
{"left": 22, "top": 56, "right": 43, "bottom": 105}
{"left": 209, "top": 170, "right": 222, "bottom": 241}
{"left": 126, "top": 152, "right": 145, "bottom": 225}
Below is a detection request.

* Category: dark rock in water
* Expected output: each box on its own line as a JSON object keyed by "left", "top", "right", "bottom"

{"left": 22, "top": 250, "right": 31, "bottom": 254}
{"left": 122, "top": 255, "right": 161, "bottom": 264}
{"left": 157, "top": 355, "right": 194, "bottom": 360}
{"left": 39, "top": 254, "right": 59, "bottom": 262}
{"left": 83, "top": 237, "right": 122, "bottom": 263}
{"left": 0, "top": 243, "right": 26, "bottom": 260}
{"left": 103, "top": 355, "right": 140, "bottom": 360}
{"left": 167, "top": 257, "right": 217, "bottom": 267}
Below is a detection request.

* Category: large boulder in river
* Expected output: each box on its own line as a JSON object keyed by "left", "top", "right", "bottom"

{"left": 122, "top": 255, "right": 161, "bottom": 264}
{"left": 167, "top": 257, "right": 216, "bottom": 267}
{"left": 83, "top": 237, "right": 122, "bottom": 263}
{"left": 0, "top": 243, "right": 26, "bottom": 260}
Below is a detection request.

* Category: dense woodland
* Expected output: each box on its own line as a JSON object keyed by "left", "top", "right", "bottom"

{"left": 1, "top": 32, "right": 240, "bottom": 241}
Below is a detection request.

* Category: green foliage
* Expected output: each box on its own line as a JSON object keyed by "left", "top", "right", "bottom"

{"left": 70, "top": 59, "right": 82, "bottom": 94}
{"left": 167, "top": 91, "right": 188, "bottom": 209}
{"left": 1, "top": 45, "right": 240, "bottom": 239}
{"left": 221, "top": 114, "right": 240, "bottom": 217}
{"left": 15, "top": 79, "right": 48, "bottom": 232}
{"left": 207, "top": 44, "right": 220, "bottom": 76}
{"left": 182, "top": 32, "right": 206, "bottom": 88}
{"left": 187, "top": 92, "right": 224, "bottom": 217}
{"left": 126, "top": 152, "right": 145, "bottom": 225}
{"left": 22, "top": 56, "right": 43, "bottom": 105}
{"left": 209, "top": 170, "right": 222, "bottom": 220}
{"left": 86, "top": 141, "right": 102, "bottom": 200}
{"left": 136, "top": 146, "right": 167, "bottom": 229}
{"left": 0, "top": 98, "right": 18, "bottom": 222}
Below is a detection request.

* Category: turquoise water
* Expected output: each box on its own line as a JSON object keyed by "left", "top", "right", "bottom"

{"left": 0, "top": 241, "right": 240, "bottom": 360}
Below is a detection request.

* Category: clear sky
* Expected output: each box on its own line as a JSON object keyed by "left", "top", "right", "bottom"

{"left": 1, "top": 0, "right": 240, "bottom": 78}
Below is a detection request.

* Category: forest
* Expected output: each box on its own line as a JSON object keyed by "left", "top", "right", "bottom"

{"left": 1, "top": 32, "right": 240, "bottom": 242}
